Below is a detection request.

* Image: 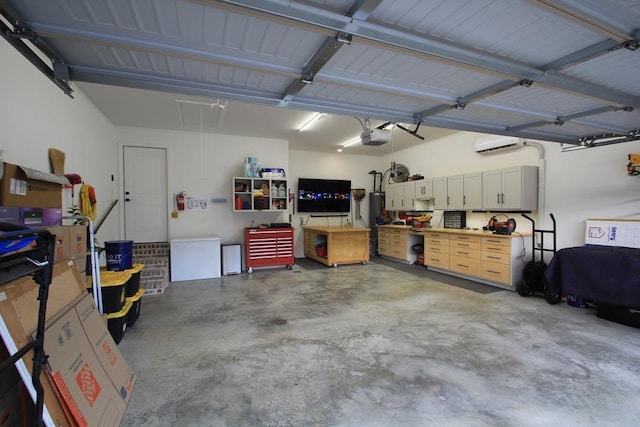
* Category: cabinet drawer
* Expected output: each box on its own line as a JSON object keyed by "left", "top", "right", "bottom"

{"left": 449, "top": 255, "right": 481, "bottom": 276}
{"left": 481, "top": 251, "right": 510, "bottom": 264}
{"left": 425, "top": 254, "right": 449, "bottom": 269}
{"left": 482, "top": 236, "right": 510, "bottom": 247}
{"left": 426, "top": 236, "right": 448, "bottom": 246}
{"left": 425, "top": 243, "right": 449, "bottom": 255}
{"left": 426, "top": 231, "right": 449, "bottom": 239}
{"left": 450, "top": 239, "right": 481, "bottom": 251}
{"left": 389, "top": 228, "right": 406, "bottom": 236}
{"left": 450, "top": 247, "right": 480, "bottom": 259}
{"left": 451, "top": 234, "right": 481, "bottom": 244}
{"left": 378, "top": 235, "right": 390, "bottom": 252}
{"left": 390, "top": 235, "right": 407, "bottom": 245}
{"left": 390, "top": 247, "right": 407, "bottom": 258}
{"left": 481, "top": 261, "right": 510, "bottom": 285}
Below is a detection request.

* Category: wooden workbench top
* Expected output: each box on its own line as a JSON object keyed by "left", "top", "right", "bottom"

{"left": 303, "top": 226, "right": 370, "bottom": 233}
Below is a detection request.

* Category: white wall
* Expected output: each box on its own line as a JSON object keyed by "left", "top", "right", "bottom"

{"left": 289, "top": 150, "right": 382, "bottom": 256}
{"left": 381, "top": 132, "right": 640, "bottom": 249}
{"left": 0, "top": 37, "right": 120, "bottom": 243}
{"left": 116, "top": 126, "right": 289, "bottom": 246}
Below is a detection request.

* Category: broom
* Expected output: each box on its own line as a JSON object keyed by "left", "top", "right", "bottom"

{"left": 48, "top": 148, "right": 65, "bottom": 175}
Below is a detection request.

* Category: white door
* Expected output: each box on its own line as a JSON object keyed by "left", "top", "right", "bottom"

{"left": 124, "top": 146, "right": 168, "bottom": 242}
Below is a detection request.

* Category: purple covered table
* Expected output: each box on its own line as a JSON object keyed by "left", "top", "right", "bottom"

{"left": 545, "top": 245, "right": 640, "bottom": 306}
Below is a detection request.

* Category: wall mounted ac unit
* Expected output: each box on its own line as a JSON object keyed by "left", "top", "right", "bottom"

{"left": 474, "top": 135, "right": 525, "bottom": 154}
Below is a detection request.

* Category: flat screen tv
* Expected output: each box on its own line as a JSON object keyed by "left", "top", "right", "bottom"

{"left": 298, "top": 178, "right": 351, "bottom": 213}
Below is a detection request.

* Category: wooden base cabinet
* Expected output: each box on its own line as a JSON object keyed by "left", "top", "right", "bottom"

{"left": 376, "top": 225, "right": 422, "bottom": 263}
{"left": 480, "top": 236, "right": 513, "bottom": 285}
{"left": 449, "top": 234, "right": 481, "bottom": 276}
{"left": 303, "top": 226, "right": 370, "bottom": 267}
{"left": 424, "top": 231, "right": 449, "bottom": 269}
{"left": 424, "top": 229, "right": 529, "bottom": 290}
{"left": 377, "top": 227, "right": 390, "bottom": 256}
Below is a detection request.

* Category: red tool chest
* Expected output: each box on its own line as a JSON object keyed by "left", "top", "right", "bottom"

{"left": 244, "top": 227, "right": 294, "bottom": 273}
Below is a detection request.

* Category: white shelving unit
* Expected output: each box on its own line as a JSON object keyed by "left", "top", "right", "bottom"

{"left": 233, "top": 177, "right": 288, "bottom": 212}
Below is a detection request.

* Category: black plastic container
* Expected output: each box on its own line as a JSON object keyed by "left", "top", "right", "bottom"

{"left": 124, "top": 263, "right": 144, "bottom": 297}
{"left": 126, "top": 288, "right": 144, "bottom": 327}
{"left": 86, "top": 270, "right": 131, "bottom": 313}
{"left": 596, "top": 302, "right": 640, "bottom": 328}
{"left": 107, "top": 300, "right": 132, "bottom": 344}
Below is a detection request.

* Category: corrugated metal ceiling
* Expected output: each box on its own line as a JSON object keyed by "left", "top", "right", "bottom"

{"left": 1, "top": 0, "right": 639, "bottom": 148}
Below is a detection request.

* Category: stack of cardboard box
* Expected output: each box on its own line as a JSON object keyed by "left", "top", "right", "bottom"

{"left": 0, "top": 162, "right": 88, "bottom": 273}
{"left": 0, "top": 260, "right": 136, "bottom": 426}
{"left": 1, "top": 163, "right": 136, "bottom": 425}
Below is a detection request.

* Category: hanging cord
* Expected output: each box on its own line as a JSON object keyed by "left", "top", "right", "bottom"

{"left": 200, "top": 107, "right": 204, "bottom": 179}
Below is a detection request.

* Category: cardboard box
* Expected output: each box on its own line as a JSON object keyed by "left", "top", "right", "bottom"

{"left": 68, "top": 225, "right": 88, "bottom": 273}
{"left": 32, "top": 225, "right": 87, "bottom": 272}
{"left": 74, "top": 295, "right": 136, "bottom": 402}
{"left": 585, "top": 218, "right": 640, "bottom": 248}
{"left": 0, "top": 206, "right": 63, "bottom": 227}
{"left": 9, "top": 259, "right": 85, "bottom": 335}
{"left": 38, "top": 225, "right": 69, "bottom": 263}
{"left": 68, "top": 225, "right": 87, "bottom": 259}
{"left": 2, "top": 260, "right": 135, "bottom": 427}
{"left": 0, "top": 163, "right": 66, "bottom": 208}
{"left": 0, "top": 259, "right": 87, "bottom": 426}
{"left": 44, "top": 296, "right": 128, "bottom": 427}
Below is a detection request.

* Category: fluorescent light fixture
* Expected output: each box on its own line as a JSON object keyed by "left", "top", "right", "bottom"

{"left": 298, "top": 112, "right": 322, "bottom": 131}
{"left": 342, "top": 137, "right": 361, "bottom": 148}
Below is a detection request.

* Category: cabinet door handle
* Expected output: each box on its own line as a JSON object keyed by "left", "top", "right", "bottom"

{"left": 497, "top": 193, "right": 500, "bottom": 204}
{"left": 501, "top": 193, "right": 504, "bottom": 204}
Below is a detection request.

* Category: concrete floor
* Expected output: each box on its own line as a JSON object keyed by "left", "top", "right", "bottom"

{"left": 119, "top": 260, "right": 640, "bottom": 427}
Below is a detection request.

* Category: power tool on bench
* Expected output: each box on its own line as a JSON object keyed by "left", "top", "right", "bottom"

{"left": 487, "top": 215, "right": 517, "bottom": 235}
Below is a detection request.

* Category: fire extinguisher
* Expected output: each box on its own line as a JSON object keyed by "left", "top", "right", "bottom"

{"left": 176, "top": 192, "right": 186, "bottom": 211}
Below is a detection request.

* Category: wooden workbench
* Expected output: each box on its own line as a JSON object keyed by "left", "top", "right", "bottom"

{"left": 303, "top": 226, "right": 370, "bottom": 267}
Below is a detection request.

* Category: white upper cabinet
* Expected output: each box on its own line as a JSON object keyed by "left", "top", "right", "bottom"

{"left": 482, "top": 166, "right": 538, "bottom": 211}
{"left": 463, "top": 172, "right": 482, "bottom": 210}
{"left": 385, "top": 184, "right": 395, "bottom": 210}
{"left": 415, "top": 179, "right": 433, "bottom": 200}
{"left": 447, "top": 175, "right": 464, "bottom": 210}
{"left": 385, "top": 181, "right": 430, "bottom": 211}
{"left": 433, "top": 177, "right": 448, "bottom": 210}
{"left": 403, "top": 181, "right": 416, "bottom": 210}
